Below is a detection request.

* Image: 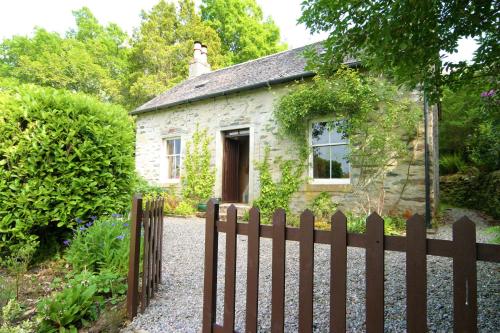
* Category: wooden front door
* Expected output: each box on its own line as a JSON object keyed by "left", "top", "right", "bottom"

{"left": 222, "top": 138, "right": 240, "bottom": 202}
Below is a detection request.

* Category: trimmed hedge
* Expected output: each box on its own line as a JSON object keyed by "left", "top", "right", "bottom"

{"left": 440, "top": 170, "right": 500, "bottom": 219}
{"left": 0, "top": 85, "right": 135, "bottom": 255}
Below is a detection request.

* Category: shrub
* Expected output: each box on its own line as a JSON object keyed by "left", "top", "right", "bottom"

{"left": 64, "top": 216, "right": 130, "bottom": 275}
{"left": 173, "top": 201, "right": 196, "bottom": 216}
{"left": 439, "top": 153, "right": 466, "bottom": 175}
{"left": 309, "top": 192, "right": 338, "bottom": 223}
{"left": 37, "top": 284, "right": 101, "bottom": 332}
{"left": 66, "top": 270, "right": 127, "bottom": 305}
{"left": 182, "top": 126, "right": 215, "bottom": 202}
{"left": 0, "top": 85, "right": 135, "bottom": 256}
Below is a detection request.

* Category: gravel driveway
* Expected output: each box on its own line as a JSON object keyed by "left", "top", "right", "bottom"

{"left": 124, "top": 209, "right": 499, "bottom": 332}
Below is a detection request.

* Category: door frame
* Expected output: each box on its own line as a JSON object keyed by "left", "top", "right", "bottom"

{"left": 215, "top": 125, "right": 254, "bottom": 203}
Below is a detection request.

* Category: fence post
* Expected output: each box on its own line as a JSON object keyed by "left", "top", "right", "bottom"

{"left": 246, "top": 207, "right": 261, "bottom": 333}
{"left": 330, "top": 211, "right": 347, "bottom": 333}
{"left": 141, "top": 200, "right": 151, "bottom": 312}
{"left": 202, "top": 199, "right": 219, "bottom": 333}
{"left": 299, "top": 210, "right": 314, "bottom": 333}
{"left": 453, "top": 217, "right": 477, "bottom": 332}
{"left": 127, "top": 194, "right": 143, "bottom": 320}
{"left": 223, "top": 205, "right": 238, "bottom": 331}
{"left": 406, "top": 214, "right": 427, "bottom": 332}
{"left": 366, "top": 212, "right": 384, "bottom": 333}
{"left": 271, "top": 209, "right": 286, "bottom": 333}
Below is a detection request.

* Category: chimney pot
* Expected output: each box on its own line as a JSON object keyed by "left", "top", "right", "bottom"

{"left": 189, "top": 42, "right": 211, "bottom": 78}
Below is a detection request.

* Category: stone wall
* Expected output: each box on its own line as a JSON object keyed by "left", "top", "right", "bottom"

{"left": 134, "top": 83, "right": 437, "bottom": 216}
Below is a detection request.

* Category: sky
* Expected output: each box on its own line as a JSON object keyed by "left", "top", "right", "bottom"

{"left": 0, "top": 0, "right": 475, "bottom": 62}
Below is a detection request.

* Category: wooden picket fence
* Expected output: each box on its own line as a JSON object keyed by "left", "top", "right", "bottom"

{"left": 127, "top": 194, "right": 164, "bottom": 320}
{"left": 202, "top": 199, "right": 500, "bottom": 333}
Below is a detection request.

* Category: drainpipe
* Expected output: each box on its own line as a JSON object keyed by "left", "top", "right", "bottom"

{"left": 424, "top": 92, "right": 432, "bottom": 228}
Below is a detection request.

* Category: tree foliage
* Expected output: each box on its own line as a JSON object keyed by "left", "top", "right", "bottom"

{"left": 201, "top": 0, "right": 287, "bottom": 64}
{"left": 0, "top": 8, "right": 130, "bottom": 105}
{"left": 0, "top": 85, "right": 135, "bottom": 256}
{"left": 128, "top": 0, "right": 227, "bottom": 106}
{"left": 299, "top": 0, "right": 499, "bottom": 101}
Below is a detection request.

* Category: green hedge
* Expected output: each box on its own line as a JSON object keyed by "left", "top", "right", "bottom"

{"left": 440, "top": 170, "right": 500, "bottom": 219}
{"left": 0, "top": 85, "right": 135, "bottom": 255}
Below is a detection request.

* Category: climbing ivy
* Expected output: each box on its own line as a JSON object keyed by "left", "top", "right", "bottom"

{"left": 275, "top": 67, "right": 422, "bottom": 192}
{"left": 182, "top": 126, "right": 216, "bottom": 203}
{"left": 253, "top": 147, "right": 305, "bottom": 223}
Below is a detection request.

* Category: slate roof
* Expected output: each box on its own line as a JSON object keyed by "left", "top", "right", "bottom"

{"left": 131, "top": 42, "right": 357, "bottom": 115}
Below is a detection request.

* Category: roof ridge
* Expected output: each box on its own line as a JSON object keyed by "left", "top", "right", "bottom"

{"left": 194, "top": 41, "right": 322, "bottom": 79}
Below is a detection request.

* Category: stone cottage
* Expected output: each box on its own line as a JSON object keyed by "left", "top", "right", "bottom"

{"left": 132, "top": 41, "right": 439, "bottom": 215}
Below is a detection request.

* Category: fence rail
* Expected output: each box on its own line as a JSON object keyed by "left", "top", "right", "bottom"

{"left": 202, "top": 199, "right": 500, "bottom": 333}
{"left": 127, "top": 194, "right": 164, "bottom": 320}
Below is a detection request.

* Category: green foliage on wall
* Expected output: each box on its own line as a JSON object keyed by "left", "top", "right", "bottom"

{"left": 0, "top": 84, "right": 135, "bottom": 256}
{"left": 253, "top": 147, "right": 305, "bottom": 223}
{"left": 182, "top": 126, "right": 216, "bottom": 202}
{"left": 275, "top": 67, "right": 422, "bottom": 189}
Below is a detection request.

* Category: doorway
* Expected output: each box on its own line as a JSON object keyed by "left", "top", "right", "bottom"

{"left": 222, "top": 128, "right": 249, "bottom": 203}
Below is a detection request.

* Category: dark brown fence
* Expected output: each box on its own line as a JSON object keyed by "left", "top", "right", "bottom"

{"left": 202, "top": 199, "right": 500, "bottom": 333}
{"left": 127, "top": 194, "right": 164, "bottom": 320}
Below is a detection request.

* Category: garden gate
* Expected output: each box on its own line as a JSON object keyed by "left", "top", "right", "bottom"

{"left": 202, "top": 199, "right": 500, "bottom": 333}
{"left": 126, "top": 194, "right": 164, "bottom": 319}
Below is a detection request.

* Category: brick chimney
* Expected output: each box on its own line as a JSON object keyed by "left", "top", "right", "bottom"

{"left": 189, "top": 41, "right": 211, "bottom": 78}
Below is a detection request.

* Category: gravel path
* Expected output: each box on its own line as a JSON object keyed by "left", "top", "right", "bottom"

{"left": 123, "top": 209, "right": 499, "bottom": 332}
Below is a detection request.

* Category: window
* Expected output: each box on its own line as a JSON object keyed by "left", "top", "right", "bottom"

{"left": 310, "top": 121, "right": 350, "bottom": 183}
{"left": 165, "top": 138, "right": 181, "bottom": 180}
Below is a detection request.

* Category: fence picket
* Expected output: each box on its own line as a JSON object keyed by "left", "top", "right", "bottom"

{"left": 126, "top": 195, "right": 143, "bottom": 319}
{"left": 141, "top": 201, "right": 150, "bottom": 312}
{"left": 271, "top": 209, "right": 286, "bottom": 333}
{"left": 224, "top": 205, "right": 238, "bottom": 332}
{"left": 330, "top": 211, "right": 347, "bottom": 333}
{"left": 453, "top": 217, "right": 477, "bottom": 332}
{"left": 246, "top": 207, "right": 260, "bottom": 333}
{"left": 366, "top": 213, "right": 384, "bottom": 333}
{"left": 406, "top": 214, "right": 427, "bottom": 332}
{"left": 299, "top": 210, "right": 314, "bottom": 333}
{"left": 203, "top": 199, "right": 219, "bottom": 333}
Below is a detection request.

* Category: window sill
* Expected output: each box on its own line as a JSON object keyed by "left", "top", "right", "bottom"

{"left": 304, "top": 181, "right": 353, "bottom": 193}
{"left": 159, "top": 179, "right": 181, "bottom": 186}
{"left": 310, "top": 179, "right": 350, "bottom": 185}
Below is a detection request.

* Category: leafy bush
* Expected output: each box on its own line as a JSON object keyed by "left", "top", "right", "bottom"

{"left": 254, "top": 148, "right": 305, "bottom": 223}
{"left": 441, "top": 170, "right": 500, "bottom": 219}
{"left": 37, "top": 284, "right": 101, "bottom": 332}
{"left": 486, "top": 226, "right": 500, "bottom": 244}
{"left": 182, "top": 126, "right": 216, "bottom": 202}
{"left": 1, "top": 299, "right": 23, "bottom": 324}
{"left": 173, "top": 201, "right": 196, "bottom": 216}
{"left": 1, "top": 239, "right": 37, "bottom": 300}
{"left": 0, "top": 85, "right": 135, "bottom": 256}
{"left": 66, "top": 270, "right": 127, "bottom": 304}
{"left": 132, "top": 175, "right": 168, "bottom": 197}
{"left": 439, "top": 153, "right": 467, "bottom": 175}
{"left": 64, "top": 216, "right": 130, "bottom": 275}
{"left": 309, "top": 192, "right": 338, "bottom": 223}
{"left": 164, "top": 193, "right": 181, "bottom": 215}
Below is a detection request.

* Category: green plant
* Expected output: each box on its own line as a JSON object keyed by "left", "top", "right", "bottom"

{"left": 164, "top": 193, "right": 181, "bottom": 215}
{"left": 486, "top": 226, "right": 500, "bottom": 244}
{"left": 1, "top": 299, "right": 23, "bottom": 324}
{"left": 173, "top": 201, "right": 196, "bottom": 216}
{"left": 182, "top": 126, "right": 216, "bottom": 203}
{"left": 253, "top": 148, "right": 305, "bottom": 223}
{"left": 133, "top": 175, "right": 168, "bottom": 197}
{"left": 309, "top": 192, "right": 338, "bottom": 223}
{"left": 37, "top": 284, "right": 102, "bottom": 332}
{"left": 439, "top": 154, "right": 467, "bottom": 175}
{"left": 0, "top": 275, "right": 15, "bottom": 309}
{"left": 1, "top": 240, "right": 37, "bottom": 300}
{"left": 64, "top": 217, "right": 130, "bottom": 275}
{"left": 0, "top": 320, "right": 35, "bottom": 333}
{"left": 66, "top": 270, "right": 127, "bottom": 305}
{"left": 0, "top": 84, "right": 135, "bottom": 257}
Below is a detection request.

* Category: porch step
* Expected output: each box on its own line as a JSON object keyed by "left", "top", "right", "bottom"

{"left": 219, "top": 203, "right": 251, "bottom": 221}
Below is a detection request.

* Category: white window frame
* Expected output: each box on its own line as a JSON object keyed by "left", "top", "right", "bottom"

{"left": 308, "top": 118, "right": 351, "bottom": 185}
{"left": 161, "top": 137, "right": 181, "bottom": 184}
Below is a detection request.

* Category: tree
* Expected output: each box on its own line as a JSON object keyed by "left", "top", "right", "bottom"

{"left": 200, "top": 0, "right": 287, "bottom": 64}
{"left": 0, "top": 7, "right": 130, "bottom": 105}
{"left": 128, "top": 0, "right": 226, "bottom": 106}
{"left": 299, "top": 0, "right": 499, "bottom": 101}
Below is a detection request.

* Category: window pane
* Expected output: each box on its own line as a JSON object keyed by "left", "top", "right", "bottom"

{"left": 174, "top": 139, "right": 181, "bottom": 155}
{"left": 174, "top": 156, "right": 181, "bottom": 178}
{"left": 331, "top": 145, "right": 349, "bottom": 178}
{"left": 313, "top": 146, "right": 330, "bottom": 178}
{"left": 166, "top": 140, "right": 175, "bottom": 155}
{"left": 311, "top": 122, "right": 329, "bottom": 145}
{"left": 330, "top": 122, "right": 347, "bottom": 143}
{"left": 167, "top": 156, "right": 174, "bottom": 179}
